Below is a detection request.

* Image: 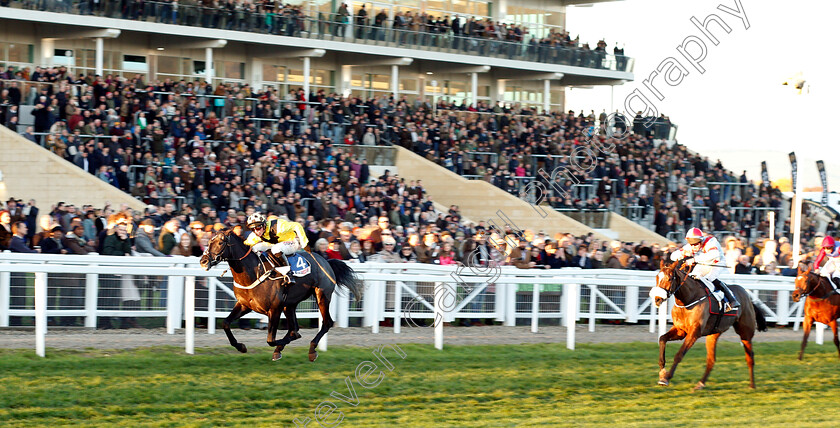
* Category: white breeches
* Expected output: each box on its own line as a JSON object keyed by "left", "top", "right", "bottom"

{"left": 272, "top": 240, "right": 299, "bottom": 256}
{"left": 253, "top": 239, "right": 300, "bottom": 256}
{"left": 690, "top": 264, "right": 725, "bottom": 295}
{"left": 819, "top": 258, "right": 840, "bottom": 279}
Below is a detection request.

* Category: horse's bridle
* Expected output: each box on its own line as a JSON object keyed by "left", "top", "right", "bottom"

{"left": 202, "top": 233, "right": 228, "bottom": 270}
{"left": 661, "top": 263, "right": 688, "bottom": 299}
{"left": 797, "top": 271, "right": 838, "bottom": 301}
{"left": 203, "top": 232, "right": 252, "bottom": 270}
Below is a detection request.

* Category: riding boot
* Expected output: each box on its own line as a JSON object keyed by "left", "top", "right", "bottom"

{"left": 267, "top": 252, "right": 294, "bottom": 285}
{"left": 279, "top": 253, "right": 296, "bottom": 286}
{"left": 697, "top": 276, "right": 724, "bottom": 303}
{"left": 714, "top": 280, "right": 739, "bottom": 312}
{"left": 831, "top": 275, "right": 840, "bottom": 292}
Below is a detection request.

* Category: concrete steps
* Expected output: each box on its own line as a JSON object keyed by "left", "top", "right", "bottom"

{"left": 395, "top": 146, "right": 673, "bottom": 245}
{"left": 0, "top": 125, "right": 145, "bottom": 227}
{"left": 395, "top": 147, "right": 611, "bottom": 240}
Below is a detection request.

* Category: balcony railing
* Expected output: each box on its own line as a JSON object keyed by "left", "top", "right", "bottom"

{"left": 2, "top": 1, "right": 634, "bottom": 73}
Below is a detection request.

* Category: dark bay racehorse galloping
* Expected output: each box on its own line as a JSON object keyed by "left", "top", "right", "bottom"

{"left": 652, "top": 259, "right": 767, "bottom": 389}
{"left": 199, "top": 229, "right": 362, "bottom": 361}
{"left": 791, "top": 266, "right": 840, "bottom": 360}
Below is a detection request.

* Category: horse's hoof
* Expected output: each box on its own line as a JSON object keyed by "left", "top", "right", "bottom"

{"left": 693, "top": 381, "right": 705, "bottom": 391}
{"left": 658, "top": 379, "right": 669, "bottom": 386}
{"left": 294, "top": 331, "right": 302, "bottom": 340}
{"left": 309, "top": 352, "right": 318, "bottom": 362}
{"left": 236, "top": 343, "right": 247, "bottom": 353}
{"left": 272, "top": 352, "right": 282, "bottom": 361}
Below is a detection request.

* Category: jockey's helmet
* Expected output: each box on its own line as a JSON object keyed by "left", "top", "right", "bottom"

{"left": 822, "top": 235, "right": 836, "bottom": 250}
{"left": 685, "top": 227, "right": 704, "bottom": 246}
{"left": 247, "top": 213, "right": 267, "bottom": 230}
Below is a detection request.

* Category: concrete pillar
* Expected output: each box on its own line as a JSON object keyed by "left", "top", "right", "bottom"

{"left": 391, "top": 64, "right": 399, "bottom": 99}
{"left": 302, "top": 56, "right": 311, "bottom": 100}
{"left": 418, "top": 75, "right": 426, "bottom": 102}
{"left": 249, "top": 58, "right": 263, "bottom": 90}
{"left": 341, "top": 65, "right": 352, "bottom": 98}
{"left": 40, "top": 39, "right": 55, "bottom": 67}
{"left": 491, "top": 0, "right": 508, "bottom": 21}
{"left": 543, "top": 79, "right": 550, "bottom": 114}
{"left": 95, "top": 37, "right": 104, "bottom": 76}
{"left": 205, "top": 47, "right": 213, "bottom": 83}
{"left": 495, "top": 79, "right": 506, "bottom": 105}
{"left": 470, "top": 72, "right": 478, "bottom": 108}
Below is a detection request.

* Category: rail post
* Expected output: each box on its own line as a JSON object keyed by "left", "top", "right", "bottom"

{"left": 84, "top": 273, "right": 99, "bottom": 328}
{"left": 564, "top": 282, "right": 578, "bottom": 350}
{"left": 35, "top": 272, "right": 47, "bottom": 357}
{"left": 185, "top": 276, "right": 195, "bottom": 355}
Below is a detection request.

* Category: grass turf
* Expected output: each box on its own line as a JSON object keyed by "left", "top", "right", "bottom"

{"left": 0, "top": 340, "right": 837, "bottom": 427}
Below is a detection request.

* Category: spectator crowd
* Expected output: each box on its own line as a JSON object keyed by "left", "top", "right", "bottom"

{"left": 0, "top": 60, "right": 793, "bottom": 248}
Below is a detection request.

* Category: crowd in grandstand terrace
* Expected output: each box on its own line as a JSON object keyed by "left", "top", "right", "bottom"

{"left": 2, "top": 196, "right": 820, "bottom": 277}
{"left": 0, "top": 63, "right": 789, "bottom": 244}
{"left": 3, "top": 0, "right": 628, "bottom": 68}
{"left": 6, "top": 194, "right": 825, "bottom": 329}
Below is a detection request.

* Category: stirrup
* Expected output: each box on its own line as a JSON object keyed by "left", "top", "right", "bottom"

{"left": 724, "top": 302, "right": 738, "bottom": 312}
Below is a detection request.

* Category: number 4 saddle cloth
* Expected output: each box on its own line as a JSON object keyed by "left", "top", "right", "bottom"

{"left": 287, "top": 253, "right": 312, "bottom": 277}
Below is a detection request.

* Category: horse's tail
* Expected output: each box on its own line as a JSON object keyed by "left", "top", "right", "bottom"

{"left": 752, "top": 300, "right": 768, "bottom": 332}
{"left": 328, "top": 259, "right": 363, "bottom": 302}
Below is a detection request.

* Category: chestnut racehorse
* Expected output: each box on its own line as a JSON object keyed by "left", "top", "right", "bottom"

{"left": 791, "top": 266, "right": 840, "bottom": 360}
{"left": 652, "top": 259, "right": 767, "bottom": 389}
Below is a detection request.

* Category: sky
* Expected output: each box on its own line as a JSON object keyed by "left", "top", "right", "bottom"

{"left": 564, "top": 0, "right": 840, "bottom": 192}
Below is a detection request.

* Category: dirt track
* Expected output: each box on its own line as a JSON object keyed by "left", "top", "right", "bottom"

{"left": 0, "top": 324, "right": 812, "bottom": 351}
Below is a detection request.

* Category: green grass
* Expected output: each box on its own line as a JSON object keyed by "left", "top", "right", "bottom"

{"left": 0, "top": 340, "right": 838, "bottom": 427}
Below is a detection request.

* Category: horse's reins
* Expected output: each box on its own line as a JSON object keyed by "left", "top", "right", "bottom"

{"left": 663, "top": 264, "right": 708, "bottom": 309}
{"left": 305, "top": 246, "right": 337, "bottom": 286}
{"left": 799, "top": 273, "right": 840, "bottom": 302}
{"left": 213, "top": 235, "right": 253, "bottom": 279}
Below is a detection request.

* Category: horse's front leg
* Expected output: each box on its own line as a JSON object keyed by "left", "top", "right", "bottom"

{"left": 664, "top": 331, "right": 700, "bottom": 386}
{"left": 658, "top": 327, "right": 685, "bottom": 386}
{"left": 223, "top": 302, "right": 252, "bottom": 353}
{"left": 799, "top": 314, "right": 813, "bottom": 361}
{"left": 830, "top": 319, "right": 840, "bottom": 359}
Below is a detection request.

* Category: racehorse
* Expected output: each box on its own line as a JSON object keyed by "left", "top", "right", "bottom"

{"left": 791, "top": 266, "right": 840, "bottom": 360}
{"left": 651, "top": 259, "right": 767, "bottom": 389}
{"left": 199, "top": 228, "right": 362, "bottom": 362}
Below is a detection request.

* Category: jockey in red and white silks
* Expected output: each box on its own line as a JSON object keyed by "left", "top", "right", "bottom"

{"left": 814, "top": 235, "right": 840, "bottom": 289}
{"left": 670, "top": 228, "right": 727, "bottom": 301}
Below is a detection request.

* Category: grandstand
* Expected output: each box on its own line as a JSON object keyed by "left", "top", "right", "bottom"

{"left": 0, "top": 0, "right": 823, "bottom": 286}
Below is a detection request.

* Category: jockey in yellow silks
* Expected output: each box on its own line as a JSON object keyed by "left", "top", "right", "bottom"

{"left": 244, "top": 213, "right": 308, "bottom": 283}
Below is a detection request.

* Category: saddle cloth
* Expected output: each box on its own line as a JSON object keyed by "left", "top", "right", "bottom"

{"left": 287, "top": 253, "right": 311, "bottom": 277}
